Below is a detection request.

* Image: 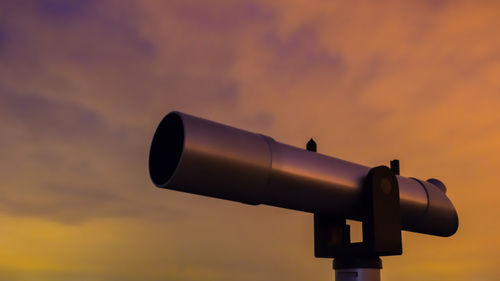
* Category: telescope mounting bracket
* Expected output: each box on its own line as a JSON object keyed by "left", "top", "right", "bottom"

{"left": 313, "top": 165, "right": 402, "bottom": 258}
{"left": 307, "top": 138, "right": 402, "bottom": 280}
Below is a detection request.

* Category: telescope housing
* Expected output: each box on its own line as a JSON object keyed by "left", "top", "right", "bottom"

{"left": 149, "top": 111, "right": 458, "bottom": 237}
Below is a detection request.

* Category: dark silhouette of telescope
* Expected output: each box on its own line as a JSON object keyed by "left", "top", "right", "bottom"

{"left": 148, "top": 111, "right": 459, "bottom": 281}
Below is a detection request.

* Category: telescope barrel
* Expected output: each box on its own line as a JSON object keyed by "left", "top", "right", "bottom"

{"left": 149, "top": 112, "right": 458, "bottom": 237}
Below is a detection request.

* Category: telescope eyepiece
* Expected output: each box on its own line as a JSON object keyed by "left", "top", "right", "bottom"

{"left": 426, "top": 178, "right": 447, "bottom": 194}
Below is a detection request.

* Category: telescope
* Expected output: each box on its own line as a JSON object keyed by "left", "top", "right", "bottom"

{"left": 148, "top": 111, "right": 459, "bottom": 281}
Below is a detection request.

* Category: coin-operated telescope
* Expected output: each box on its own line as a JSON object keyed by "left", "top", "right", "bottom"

{"left": 148, "top": 111, "right": 459, "bottom": 281}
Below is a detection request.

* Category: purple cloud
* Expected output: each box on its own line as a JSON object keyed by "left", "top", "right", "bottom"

{"left": 39, "top": 0, "right": 94, "bottom": 21}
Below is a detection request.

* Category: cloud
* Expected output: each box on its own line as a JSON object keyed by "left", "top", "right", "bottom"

{"left": 0, "top": 89, "right": 106, "bottom": 141}
{"left": 38, "top": 0, "right": 94, "bottom": 21}
{"left": 0, "top": 88, "right": 185, "bottom": 223}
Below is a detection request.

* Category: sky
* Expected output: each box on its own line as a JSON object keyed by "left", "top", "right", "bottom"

{"left": 1, "top": 0, "right": 499, "bottom": 280}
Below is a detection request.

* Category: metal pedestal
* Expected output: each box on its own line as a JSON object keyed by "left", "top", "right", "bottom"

{"left": 335, "top": 268, "right": 380, "bottom": 281}
{"left": 333, "top": 257, "right": 382, "bottom": 281}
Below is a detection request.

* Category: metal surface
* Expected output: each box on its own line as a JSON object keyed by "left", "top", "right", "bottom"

{"left": 335, "top": 269, "right": 380, "bottom": 281}
{"left": 149, "top": 111, "right": 459, "bottom": 237}
{"left": 333, "top": 257, "right": 382, "bottom": 281}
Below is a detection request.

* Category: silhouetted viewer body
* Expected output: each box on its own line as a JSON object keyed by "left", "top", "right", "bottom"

{"left": 149, "top": 111, "right": 459, "bottom": 281}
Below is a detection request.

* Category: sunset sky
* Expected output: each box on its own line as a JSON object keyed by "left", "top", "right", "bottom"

{"left": 1, "top": 0, "right": 499, "bottom": 280}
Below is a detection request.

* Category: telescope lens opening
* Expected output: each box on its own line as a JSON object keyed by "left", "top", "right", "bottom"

{"left": 149, "top": 112, "right": 184, "bottom": 187}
